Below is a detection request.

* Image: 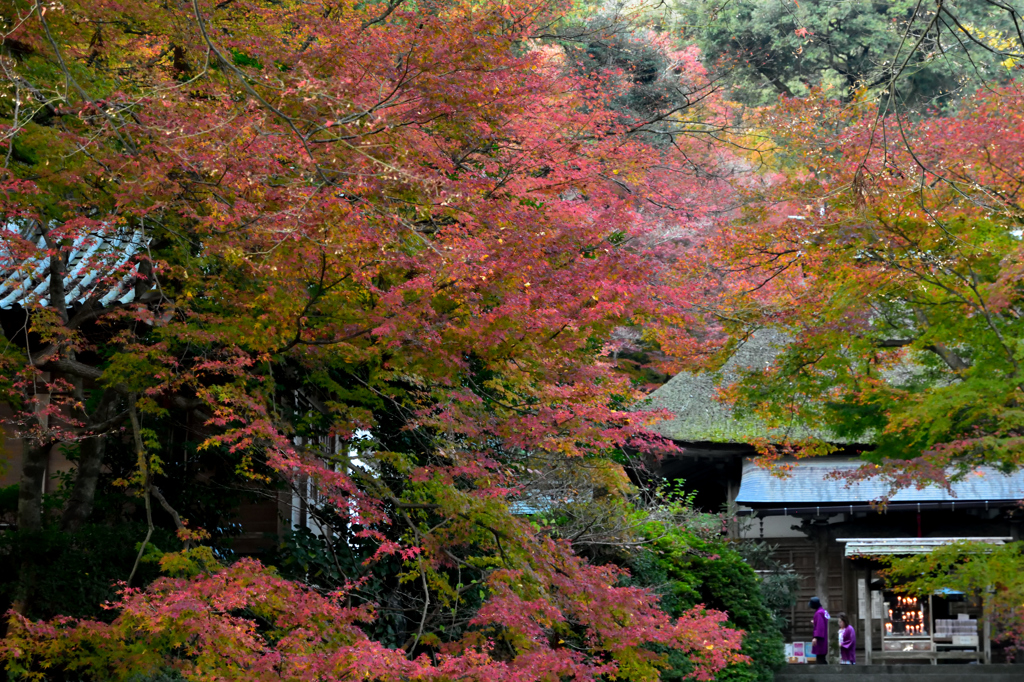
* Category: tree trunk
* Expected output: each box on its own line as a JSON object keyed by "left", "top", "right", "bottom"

{"left": 12, "top": 439, "right": 50, "bottom": 615}
{"left": 14, "top": 236, "right": 72, "bottom": 613}
{"left": 61, "top": 390, "right": 121, "bottom": 531}
{"left": 17, "top": 440, "right": 49, "bottom": 534}
{"left": 60, "top": 435, "right": 107, "bottom": 531}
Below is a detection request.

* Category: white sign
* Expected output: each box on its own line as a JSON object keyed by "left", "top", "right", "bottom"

{"left": 858, "top": 579, "right": 867, "bottom": 617}
{"left": 871, "top": 591, "right": 884, "bottom": 620}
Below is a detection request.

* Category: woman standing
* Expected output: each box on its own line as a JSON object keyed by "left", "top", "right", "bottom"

{"left": 838, "top": 612, "right": 856, "bottom": 664}
{"left": 809, "top": 597, "right": 830, "bottom": 663}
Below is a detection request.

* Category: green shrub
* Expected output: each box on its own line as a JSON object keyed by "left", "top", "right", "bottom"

{"left": 627, "top": 522, "right": 785, "bottom": 682}
{"left": 0, "top": 523, "right": 176, "bottom": 621}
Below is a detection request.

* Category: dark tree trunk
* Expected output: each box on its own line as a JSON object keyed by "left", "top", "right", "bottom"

{"left": 60, "top": 435, "right": 107, "bottom": 531}
{"left": 61, "top": 390, "right": 121, "bottom": 531}
{"left": 19, "top": 243, "right": 66, "bottom": 534}
{"left": 13, "top": 239, "right": 73, "bottom": 614}
{"left": 13, "top": 438, "right": 50, "bottom": 615}
{"left": 17, "top": 439, "right": 49, "bottom": 534}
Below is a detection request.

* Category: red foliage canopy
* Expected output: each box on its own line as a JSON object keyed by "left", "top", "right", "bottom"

{"left": 0, "top": 0, "right": 745, "bottom": 679}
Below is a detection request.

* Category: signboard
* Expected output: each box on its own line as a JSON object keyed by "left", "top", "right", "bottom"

{"left": 858, "top": 578, "right": 867, "bottom": 618}
{"left": 871, "top": 591, "right": 884, "bottom": 620}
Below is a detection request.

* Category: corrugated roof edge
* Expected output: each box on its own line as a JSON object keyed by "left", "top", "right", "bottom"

{"left": 839, "top": 537, "right": 1011, "bottom": 557}
{"left": 736, "top": 458, "right": 1024, "bottom": 505}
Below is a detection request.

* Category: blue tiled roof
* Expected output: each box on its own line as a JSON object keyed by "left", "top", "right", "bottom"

{"left": 508, "top": 500, "right": 546, "bottom": 515}
{"left": 736, "top": 458, "right": 1024, "bottom": 505}
{"left": 508, "top": 494, "right": 572, "bottom": 516}
{"left": 0, "top": 223, "right": 145, "bottom": 310}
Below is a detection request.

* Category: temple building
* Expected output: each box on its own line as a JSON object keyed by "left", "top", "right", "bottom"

{"left": 644, "top": 333, "right": 1024, "bottom": 662}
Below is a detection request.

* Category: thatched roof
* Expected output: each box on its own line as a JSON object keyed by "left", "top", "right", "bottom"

{"left": 641, "top": 331, "right": 838, "bottom": 444}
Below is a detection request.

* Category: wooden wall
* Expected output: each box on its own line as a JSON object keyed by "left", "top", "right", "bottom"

{"left": 769, "top": 536, "right": 846, "bottom": 642}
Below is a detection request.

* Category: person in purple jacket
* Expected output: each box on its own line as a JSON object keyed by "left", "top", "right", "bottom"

{"left": 837, "top": 612, "right": 856, "bottom": 664}
{"left": 809, "top": 596, "right": 830, "bottom": 663}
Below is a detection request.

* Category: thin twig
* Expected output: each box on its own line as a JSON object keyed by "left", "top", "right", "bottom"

{"left": 151, "top": 486, "right": 190, "bottom": 549}
{"left": 408, "top": 559, "right": 431, "bottom": 653}
{"left": 127, "top": 394, "right": 154, "bottom": 586}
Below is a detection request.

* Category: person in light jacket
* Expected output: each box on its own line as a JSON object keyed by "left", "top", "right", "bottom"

{"left": 809, "top": 596, "right": 830, "bottom": 663}
{"left": 837, "top": 612, "right": 856, "bottom": 664}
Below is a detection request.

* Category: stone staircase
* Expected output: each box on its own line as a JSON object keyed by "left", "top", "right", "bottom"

{"left": 775, "top": 664, "right": 1024, "bottom": 682}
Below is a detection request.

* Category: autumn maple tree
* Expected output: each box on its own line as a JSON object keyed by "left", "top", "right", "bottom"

{"left": 883, "top": 541, "right": 1024, "bottom": 659}
{"left": 677, "top": 80, "right": 1024, "bottom": 486}
{"left": 0, "top": 0, "right": 748, "bottom": 679}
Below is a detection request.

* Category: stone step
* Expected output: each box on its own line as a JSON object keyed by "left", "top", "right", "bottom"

{"left": 775, "top": 663, "right": 1024, "bottom": 682}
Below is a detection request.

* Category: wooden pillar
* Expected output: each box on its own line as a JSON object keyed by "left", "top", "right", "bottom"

{"left": 789, "top": 547, "right": 796, "bottom": 636}
{"left": 726, "top": 480, "right": 738, "bottom": 539}
{"left": 841, "top": 552, "right": 853, "bottom": 617}
{"left": 984, "top": 610, "right": 992, "bottom": 664}
{"left": 811, "top": 520, "right": 830, "bottom": 608}
{"left": 807, "top": 520, "right": 832, "bottom": 662}
{"left": 929, "top": 594, "right": 937, "bottom": 665}
{"left": 863, "top": 569, "right": 872, "bottom": 664}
